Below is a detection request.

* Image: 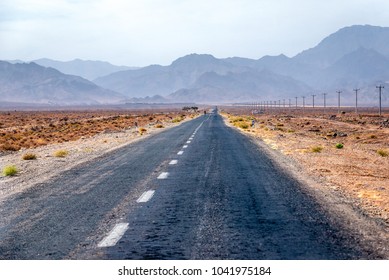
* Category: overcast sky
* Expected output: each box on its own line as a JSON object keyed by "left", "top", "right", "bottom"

{"left": 1, "top": 0, "right": 389, "bottom": 66}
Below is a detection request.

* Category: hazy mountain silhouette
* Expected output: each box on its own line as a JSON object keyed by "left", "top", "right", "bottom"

{"left": 94, "top": 54, "right": 247, "bottom": 98}
{"left": 294, "top": 25, "right": 389, "bottom": 68}
{"left": 95, "top": 25, "right": 389, "bottom": 103}
{"left": 4, "top": 24, "right": 389, "bottom": 105}
{"left": 167, "top": 70, "right": 311, "bottom": 103}
{"left": 0, "top": 61, "right": 125, "bottom": 105}
{"left": 95, "top": 53, "right": 312, "bottom": 103}
{"left": 30, "top": 58, "right": 136, "bottom": 80}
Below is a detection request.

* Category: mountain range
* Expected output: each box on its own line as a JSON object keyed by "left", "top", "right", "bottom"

{"left": 7, "top": 58, "right": 137, "bottom": 80}
{"left": 0, "top": 61, "right": 125, "bottom": 105}
{"left": 93, "top": 25, "right": 389, "bottom": 104}
{"left": 1, "top": 24, "right": 389, "bottom": 105}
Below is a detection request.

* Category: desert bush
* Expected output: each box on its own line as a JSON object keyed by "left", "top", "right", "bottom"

{"left": 370, "top": 135, "right": 377, "bottom": 139}
{"left": 377, "top": 149, "right": 388, "bottom": 157}
{"left": 237, "top": 122, "right": 250, "bottom": 129}
{"left": 2, "top": 143, "right": 20, "bottom": 151}
{"left": 335, "top": 143, "right": 344, "bottom": 149}
{"left": 155, "top": 124, "right": 164, "bottom": 128}
{"left": 172, "top": 117, "right": 182, "bottom": 123}
{"left": 139, "top": 127, "right": 147, "bottom": 133}
{"left": 311, "top": 146, "right": 323, "bottom": 153}
{"left": 3, "top": 165, "right": 18, "bottom": 176}
{"left": 54, "top": 149, "right": 69, "bottom": 157}
{"left": 22, "top": 153, "right": 37, "bottom": 160}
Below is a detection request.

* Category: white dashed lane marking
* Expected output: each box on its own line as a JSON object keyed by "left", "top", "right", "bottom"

{"left": 98, "top": 223, "right": 129, "bottom": 248}
{"left": 136, "top": 190, "right": 155, "bottom": 203}
{"left": 157, "top": 172, "right": 169, "bottom": 179}
{"left": 98, "top": 119, "right": 207, "bottom": 249}
{"left": 183, "top": 145, "right": 188, "bottom": 149}
{"left": 186, "top": 141, "right": 191, "bottom": 144}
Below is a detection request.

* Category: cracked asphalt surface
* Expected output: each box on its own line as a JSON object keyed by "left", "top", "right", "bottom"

{"left": 0, "top": 110, "right": 375, "bottom": 259}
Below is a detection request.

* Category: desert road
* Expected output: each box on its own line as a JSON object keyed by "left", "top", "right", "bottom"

{"left": 0, "top": 109, "right": 372, "bottom": 259}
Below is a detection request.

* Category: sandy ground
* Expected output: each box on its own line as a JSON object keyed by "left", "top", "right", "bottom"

{"left": 222, "top": 110, "right": 389, "bottom": 227}
{"left": 0, "top": 116, "right": 195, "bottom": 201}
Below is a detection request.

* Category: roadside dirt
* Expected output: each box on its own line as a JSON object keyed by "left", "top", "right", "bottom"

{"left": 0, "top": 110, "right": 198, "bottom": 201}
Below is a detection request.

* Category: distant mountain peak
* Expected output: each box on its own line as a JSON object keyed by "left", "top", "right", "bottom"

{"left": 30, "top": 58, "right": 135, "bottom": 80}
{"left": 294, "top": 24, "right": 389, "bottom": 68}
{"left": 0, "top": 61, "right": 125, "bottom": 105}
{"left": 171, "top": 53, "right": 218, "bottom": 66}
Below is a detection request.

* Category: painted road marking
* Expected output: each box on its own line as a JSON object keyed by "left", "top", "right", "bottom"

{"left": 183, "top": 145, "right": 188, "bottom": 149}
{"left": 98, "top": 223, "right": 129, "bottom": 248}
{"left": 177, "top": 151, "right": 184, "bottom": 155}
{"left": 186, "top": 141, "right": 191, "bottom": 144}
{"left": 169, "top": 160, "right": 178, "bottom": 165}
{"left": 157, "top": 172, "right": 169, "bottom": 179}
{"left": 136, "top": 190, "right": 156, "bottom": 203}
{"left": 189, "top": 137, "right": 193, "bottom": 140}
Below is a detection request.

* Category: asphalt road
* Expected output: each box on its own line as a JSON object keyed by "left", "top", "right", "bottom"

{"left": 0, "top": 110, "right": 369, "bottom": 259}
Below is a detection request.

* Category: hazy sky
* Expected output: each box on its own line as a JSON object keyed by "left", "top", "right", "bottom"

{"left": 1, "top": 0, "right": 389, "bottom": 66}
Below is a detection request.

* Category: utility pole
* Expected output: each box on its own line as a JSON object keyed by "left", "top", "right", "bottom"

{"left": 376, "top": 85, "right": 385, "bottom": 116}
{"left": 295, "top": 97, "right": 298, "bottom": 109}
{"left": 323, "top": 93, "right": 327, "bottom": 113}
{"left": 354, "top": 88, "right": 360, "bottom": 114}
{"left": 289, "top": 98, "right": 291, "bottom": 108}
{"left": 336, "top": 90, "right": 342, "bottom": 114}
{"left": 312, "top": 94, "right": 316, "bottom": 108}
{"left": 283, "top": 99, "right": 286, "bottom": 107}
{"left": 302, "top": 96, "right": 306, "bottom": 112}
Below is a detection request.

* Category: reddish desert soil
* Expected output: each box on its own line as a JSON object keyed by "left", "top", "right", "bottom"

{"left": 0, "top": 110, "right": 191, "bottom": 153}
{"left": 222, "top": 107, "right": 389, "bottom": 226}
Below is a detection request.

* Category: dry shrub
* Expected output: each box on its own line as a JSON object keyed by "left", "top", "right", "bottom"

{"left": 3, "top": 165, "right": 18, "bottom": 176}
{"left": 377, "top": 149, "right": 388, "bottom": 157}
{"left": 22, "top": 153, "right": 37, "bottom": 160}
{"left": 237, "top": 122, "right": 250, "bottom": 129}
{"left": 311, "top": 146, "right": 323, "bottom": 153}
{"left": 54, "top": 150, "right": 69, "bottom": 158}
{"left": 2, "top": 143, "right": 20, "bottom": 151}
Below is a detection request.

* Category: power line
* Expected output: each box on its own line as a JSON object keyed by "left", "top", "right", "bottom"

{"left": 336, "top": 90, "right": 342, "bottom": 114}
{"left": 376, "top": 85, "right": 385, "bottom": 116}
{"left": 353, "top": 88, "right": 360, "bottom": 114}
{"left": 323, "top": 93, "right": 327, "bottom": 113}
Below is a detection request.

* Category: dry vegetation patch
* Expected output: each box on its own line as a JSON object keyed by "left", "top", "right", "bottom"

{"left": 0, "top": 110, "right": 191, "bottom": 152}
